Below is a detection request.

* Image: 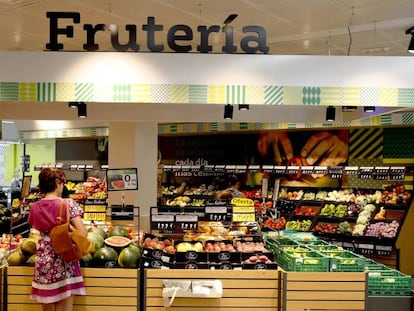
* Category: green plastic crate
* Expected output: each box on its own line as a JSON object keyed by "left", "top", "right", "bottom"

{"left": 308, "top": 244, "right": 345, "bottom": 253}
{"left": 368, "top": 270, "right": 412, "bottom": 296}
{"left": 322, "top": 250, "right": 365, "bottom": 272}
{"left": 364, "top": 259, "right": 391, "bottom": 272}
{"left": 279, "top": 250, "right": 329, "bottom": 272}
{"left": 272, "top": 244, "right": 311, "bottom": 263}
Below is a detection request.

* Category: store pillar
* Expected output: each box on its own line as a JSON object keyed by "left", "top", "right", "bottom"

{"left": 108, "top": 121, "right": 158, "bottom": 232}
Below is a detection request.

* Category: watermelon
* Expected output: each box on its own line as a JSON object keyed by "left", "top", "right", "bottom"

{"left": 87, "top": 232, "right": 104, "bottom": 254}
{"left": 88, "top": 227, "right": 106, "bottom": 239}
{"left": 93, "top": 246, "right": 118, "bottom": 268}
{"left": 118, "top": 244, "right": 141, "bottom": 268}
{"left": 80, "top": 253, "right": 93, "bottom": 267}
{"left": 108, "top": 226, "right": 129, "bottom": 238}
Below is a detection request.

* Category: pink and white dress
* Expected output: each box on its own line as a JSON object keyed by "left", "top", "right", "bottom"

{"left": 28, "top": 198, "right": 86, "bottom": 304}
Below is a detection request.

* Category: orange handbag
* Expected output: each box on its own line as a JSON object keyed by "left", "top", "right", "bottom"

{"left": 50, "top": 199, "right": 92, "bottom": 261}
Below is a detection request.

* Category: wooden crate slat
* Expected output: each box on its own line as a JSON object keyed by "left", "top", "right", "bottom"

{"left": 84, "top": 278, "right": 137, "bottom": 287}
{"left": 286, "top": 290, "right": 366, "bottom": 300}
{"left": 146, "top": 269, "right": 278, "bottom": 279}
{"left": 146, "top": 287, "right": 278, "bottom": 298}
{"left": 146, "top": 278, "right": 277, "bottom": 289}
{"left": 286, "top": 300, "right": 365, "bottom": 310}
{"left": 285, "top": 272, "right": 366, "bottom": 282}
{"left": 146, "top": 297, "right": 278, "bottom": 307}
{"left": 8, "top": 285, "right": 31, "bottom": 295}
{"left": 146, "top": 308, "right": 277, "bottom": 311}
{"left": 75, "top": 295, "right": 137, "bottom": 306}
{"left": 81, "top": 268, "right": 138, "bottom": 278}
{"left": 286, "top": 281, "right": 366, "bottom": 291}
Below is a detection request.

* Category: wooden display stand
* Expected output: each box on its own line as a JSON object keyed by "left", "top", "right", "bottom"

{"left": 143, "top": 269, "right": 280, "bottom": 311}
{"left": 282, "top": 271, "right": 367, "bottom": 311}
{"left": 7, "top": 266, "right": 139, "bottom": 311}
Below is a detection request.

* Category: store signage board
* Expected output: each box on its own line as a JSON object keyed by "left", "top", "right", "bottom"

{"left": 45, "top": 12, "right": 269, "bottom": 54}
{"left": 106, "top": 168, "right": 138, "bottom": 191}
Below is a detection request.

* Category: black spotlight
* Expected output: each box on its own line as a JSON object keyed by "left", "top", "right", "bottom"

{"left": 326, "top": 106, "right": 335, "bottom": 122}
{"left": 364, "top": 106, "right": 376, "bottom": 112}
{"left": 68, "top": 102, "right": 78, "bottom": 108}
{"left": 224, "top": 104, "right": 234, "bottom": 120}
{"left": 405, "top": 26, "right": 414, "bottom": 53}
{"left": 238, "top": 104, "right": 249, "bottom": 111}
{"left": 342, "top": 106, "right": 357, "bottom": 112}
{"left": 77, "top": 102, "right": 87, "bottom": 118}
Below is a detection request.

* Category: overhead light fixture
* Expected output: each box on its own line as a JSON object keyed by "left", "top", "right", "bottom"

{"left": 77, "top": 102, "right": 87, "bottom": 118}
{"left": 238, "top": 104, "right": 249, "bottom": 111}
{"left": 405, "top": 26, "right": 414, "bottom": 54}
{"left": 326, "top": 106, "right": 335, "bottom": 122}
{"left": 364, "top": 106, "right": 376, "bottom": 112}
{"left": 224, "top": 104, "right": 233, "bottom": 120}
{"left": 342, "top": 106, "right": 357, "bottom": 112}
{"left": 68, "top": 102, "right": 78, "bottom": 108}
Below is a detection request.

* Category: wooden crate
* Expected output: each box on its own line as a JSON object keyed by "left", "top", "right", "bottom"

{"left": 282, "top": 271, "right": 367, "bottom": 311}
{"left": 7, "top": 266, "right": 139, "bottom": 311}
{"left": 144, "top": 269, "right": 280, "bottom": 311}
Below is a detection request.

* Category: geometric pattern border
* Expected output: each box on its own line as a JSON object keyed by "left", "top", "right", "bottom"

{"left": 2, "top": 82, "right": 414, "bottom": 107}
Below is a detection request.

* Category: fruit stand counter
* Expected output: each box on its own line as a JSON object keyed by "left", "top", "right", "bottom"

{"left": 7, "top": 266, "right": 139, "bottom": 311}
{"left": 282, "top": 271, "right": 367, "bottom": 311}
{"left": 143, "top": 269, "right": 280, "bottom": 311}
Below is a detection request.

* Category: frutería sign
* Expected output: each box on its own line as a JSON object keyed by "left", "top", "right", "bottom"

{"left": 46, "top": 12, "right": 269, "bottom": 54}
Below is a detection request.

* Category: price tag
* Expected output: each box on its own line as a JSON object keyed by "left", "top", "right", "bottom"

{"left": 344, "top": 166, "right": 359, "bottom": 175}
{"left": 313, "top": 166, "right": 328, "bottom": 175}
{"left": 215, "top": 165, "right": 226, "bottom": 172}
{"left": 225, "top": 165, "right": 236, "bottom": 173}
{"left": 107, "top": 168, "right": 138, "bottom": 191}
{"left": 77, "top": 164, "right": 86, "bottom": 170}
{"left": 300, "top": 166, "right": 314, "bottom": 175}
{"left": 84, "top": 212, "right": 106, "bottom": 221}
{"left": 163, "top": 165, "right": 173, "bottom": 172}
{"left": 190, "top": 165, "right": 200, "bottom": 172}
{"left": 248, "top": 165, "right": 260, "bottom": 173}
{"left": 236, "top": 165, "right": 247, "bottom": 173}
{"left": 358, "top": 167, "right": 374, "bottom": 179}
{"left": 152, "top": 215, "right": 174, "bottom": 222}
{"left": 329, "top": 166, "right": 343, "bottom": 179}
{"left": 262, "top": 165, "right": 274, "bottom": 173}
{"left": 175, "top": 214, "right": 198, "bottom": 230}
{"left": 358, "top": 243, "right": 374, "bottom": 250}
{"left": 205, "top": 206, "right": 228, "bottom": 214}
{"left": 274, "top": 166, "right": 287, "bottom": 174}
{"left": 286, "top": 166, "right": 300, "bottom": 175}
{"left": 202, "top": 165, "right": 213, "bottom": 171}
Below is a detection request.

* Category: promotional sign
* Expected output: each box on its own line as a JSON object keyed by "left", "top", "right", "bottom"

{"left": 106, "top": 168, "right": 138, "bottom": 191}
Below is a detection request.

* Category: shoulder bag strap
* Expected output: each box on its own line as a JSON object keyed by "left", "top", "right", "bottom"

{"left": 63, "top": 199, "right": 70, "bottom": 225}
{"left": 56, "top": 199, "right": 65, "bottom": 225}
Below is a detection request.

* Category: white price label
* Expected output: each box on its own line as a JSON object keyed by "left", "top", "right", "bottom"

{"left": 205, "top": 206, "right": 227, "bottom": 214}
{"left": 152, "top": 215, "right": 174, "bottom": 222}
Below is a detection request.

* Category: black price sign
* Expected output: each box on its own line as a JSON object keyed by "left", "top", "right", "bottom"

{"left": 274, "top": 166, "right": 287, "bottom": 174}
{"left": 358, "top": 167, "right": 374, "bottom": 179}
{"left": 163, "top": 165, "right": 173, "bottom": 172}
{"left": 248, "top": 165, "right": 261, "bottom": 173}
{"left": 175, "top": 214, "right": 199, "bottom": 230}
{"left": 389, "top": 166, "right": 406, "bottom": 180}
{"left": 344, "top": 166, "right": 359, "bottom": 175}
{"left": 214, "top": 165, "right": 226, "bottom": 172}
{"left": 262, "top": 165, "right": 275, "bottom": 173}
{"left": 286, "top": 165, "right": 300, "bottom": 175}
{"left": 313, "top": 166, "right": 328, "bottom": 175}
{"left": 329, "top": 166, "right": 343, "bottom": 179}
{"left": 300, "top": 166, "right": 314, "bottom": 175}
{"left": 225, "top": 165, "right": 237, "bottom": 173}
{"left": 374, "top": 166, "right": 389, "bottom": 180}
{"left": 151, "top": 214, "right": 175, "bottom": 230}
{"left": 205, "top": 205, "right": 229, "bottom": 221}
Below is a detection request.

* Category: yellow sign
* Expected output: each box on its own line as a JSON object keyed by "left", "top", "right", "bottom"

{"left": 231, "top": 198, "right": 254, "bottom": 207}
{"left": 232, "top": 213, "right": 256, "bottom": 222}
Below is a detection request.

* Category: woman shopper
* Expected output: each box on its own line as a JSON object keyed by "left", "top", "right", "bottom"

{"left": 28, "top": 167, "right": 88, "bottom": 311}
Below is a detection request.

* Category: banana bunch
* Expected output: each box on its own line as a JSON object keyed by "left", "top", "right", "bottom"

{"left": 188, "top": 199, "right": 205, "bottom": 207}
{"left": 285, "top": 219, "right": 312, "bottom": 231}
{"left": 165, "top": 196, "right": 191, "bottom": 207}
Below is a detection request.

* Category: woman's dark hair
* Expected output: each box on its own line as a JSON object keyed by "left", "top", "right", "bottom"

{"left": 38, "top": 167, "right": 66, "bottom": 194}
